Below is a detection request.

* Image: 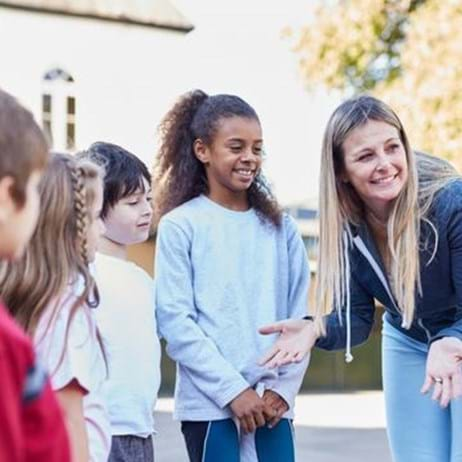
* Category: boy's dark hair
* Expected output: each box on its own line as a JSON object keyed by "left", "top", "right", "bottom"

{"left": 0, "top": 88, "right": 48, "bottom": 206}
{"left": 81, "top": 142, "right": 151, "bottom": 218}
{"left": 154, "top": 89, "right": 282, "bottom": 227}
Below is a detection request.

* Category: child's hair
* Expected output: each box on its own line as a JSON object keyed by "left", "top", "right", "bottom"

{"left": 78, "top": 142, "right": 151, "bottom": 218}
{"left": 0, "top": 153, "right": 103, "bottom": 336}
{"left": 153, "top": 89, "right": 282, "bottom": 226}
{"left": 0, "top": 88, "right": 49, "bottom": 206}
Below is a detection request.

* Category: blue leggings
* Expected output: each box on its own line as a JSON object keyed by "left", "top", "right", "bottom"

{"left": 181, "top": 418, "right": 295, "bottom": 462}
{"left": 382, "top": 318, "right": 462, "bottom": 462}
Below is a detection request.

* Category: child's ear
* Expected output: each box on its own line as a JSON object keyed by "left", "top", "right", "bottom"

{"left": 0, "top": 176, "right": 17, "bottom": 222}
{"left": 193, "top": 139, "right": 210, "bottom": 165}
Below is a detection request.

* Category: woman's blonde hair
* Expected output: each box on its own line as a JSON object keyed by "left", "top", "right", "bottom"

{"left": 0, "top": 153, "right": 103, "bottom": 339}
{"left": 316, "top": 95, "right": 459, "bottom": 333}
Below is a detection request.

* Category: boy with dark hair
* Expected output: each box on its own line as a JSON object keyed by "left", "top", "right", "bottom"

{"left": 82, "top": 142, "right": 160, "bottom": 462}
{"left": 0, "top": 88, "right": 70, "bottom": 461}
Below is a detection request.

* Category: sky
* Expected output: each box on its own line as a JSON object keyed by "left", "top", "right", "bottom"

{"left": 169, "top": 0, "right": 341, "bottom": 206}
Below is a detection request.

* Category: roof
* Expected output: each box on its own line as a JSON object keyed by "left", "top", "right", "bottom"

{"left": 0, "top": 0, "right": 193, "bottom": 31}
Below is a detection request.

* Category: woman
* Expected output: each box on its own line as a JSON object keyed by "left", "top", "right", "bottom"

{"left": 259, "top": 95, "right": 462, "bottom": 461}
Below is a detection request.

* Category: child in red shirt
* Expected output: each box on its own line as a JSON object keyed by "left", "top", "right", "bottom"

{"left": 0, "top": 88, "right": 70, "bottom": 462}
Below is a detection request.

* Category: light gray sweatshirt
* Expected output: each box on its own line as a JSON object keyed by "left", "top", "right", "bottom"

{"left": 155, "top": 195, "right": 310, "bottom": 421}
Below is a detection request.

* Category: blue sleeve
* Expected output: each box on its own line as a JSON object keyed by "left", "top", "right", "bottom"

{"left": 154, "top": 218, "right": 250, "bottom": 408}
{"left": 265, "top": 216, "right": 310, "bottom": 409}
{"left": 315, "top": 271, "right": 376, "bottom": 351}
{"left": 431, "top": 208, "right": 462, "bottom": 342}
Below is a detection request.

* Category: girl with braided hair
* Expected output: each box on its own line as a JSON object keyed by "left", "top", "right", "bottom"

{"left": 154, "top": 90, "right": 309, "bottom": 462}
{"left": 0, "top": 153, "right": 110, "bottom": 462}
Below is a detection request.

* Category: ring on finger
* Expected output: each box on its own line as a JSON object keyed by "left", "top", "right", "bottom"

{"left": 434, "top": 377, "right": 443, "bottom": 384}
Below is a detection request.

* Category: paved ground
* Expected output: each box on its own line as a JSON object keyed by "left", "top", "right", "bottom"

{"left": 153, "top": 392, "right": 392, "bottom": 461}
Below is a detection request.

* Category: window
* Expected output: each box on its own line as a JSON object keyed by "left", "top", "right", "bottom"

{"left": 302, "top": 235, "right": 319, "bottom": 261}
{"left": 41, "top": 68, "right": 76, "bottom": 151}
{"left": 42, "top": 94, "right": 52, "bottom": 145}
{"left": 66, "top": 96, "right": 76, "bottom": 149}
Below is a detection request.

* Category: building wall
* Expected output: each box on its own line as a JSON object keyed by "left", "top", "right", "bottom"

{"left": 127, "top": 238, "right": 155, "bottom": 276}
{"left": 0, "top": 7, "right": 188, "bottom": 166}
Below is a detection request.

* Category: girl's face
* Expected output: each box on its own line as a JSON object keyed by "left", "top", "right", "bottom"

{"left": 86, "top": 179, "right": 105, "bottom": 262}
{"left": 195, "top": 116, "right": 263, "bottom": 204}
{"left": 341, "top": 119, "right": 408, "bottom": 220}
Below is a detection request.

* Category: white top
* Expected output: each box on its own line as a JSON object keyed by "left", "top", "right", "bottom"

{"left": 34, "top": 283, "right": 111, "bottom": 462}
{"left": 94, "top": 253, "right": 161, "bottom": 437}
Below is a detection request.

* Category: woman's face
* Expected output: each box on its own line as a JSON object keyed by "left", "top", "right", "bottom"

{"left": 341, "top": 119, "right": 408, "bottom": 220}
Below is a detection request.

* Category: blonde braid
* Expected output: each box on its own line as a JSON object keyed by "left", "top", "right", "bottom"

{"left": 69, "top": 165, "right": 89, "bottom": 265}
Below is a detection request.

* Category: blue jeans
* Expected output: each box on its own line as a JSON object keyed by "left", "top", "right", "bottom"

{"left": 382, "top": 317, "right": 462, "bottom": 461}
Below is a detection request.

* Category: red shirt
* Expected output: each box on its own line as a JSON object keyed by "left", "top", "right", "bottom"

{"left": 0, "top": 303, "right": 70, "bottom": 462}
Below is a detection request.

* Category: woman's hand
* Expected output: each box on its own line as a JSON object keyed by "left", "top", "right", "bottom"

{"left": 421, "top": 336, "right": 462, "bottom": 407}
{"left": 258, "top": 319, "right": 318, "bottom": 368}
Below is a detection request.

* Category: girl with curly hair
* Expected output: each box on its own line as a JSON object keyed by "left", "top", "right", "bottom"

{"left": 153, "top": 90, "right": 310, "bottom": 462}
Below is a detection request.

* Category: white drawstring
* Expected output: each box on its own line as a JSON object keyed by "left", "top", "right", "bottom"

{"left": 401, "top": 312, "right": 408, "bottom": 329}
{"left": 343, "top": 230, "right": 354, "bottom": 363}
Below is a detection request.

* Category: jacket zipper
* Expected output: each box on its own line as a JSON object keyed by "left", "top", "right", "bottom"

{"left": 418, "top": 318, "right": 431, "bottom": 342}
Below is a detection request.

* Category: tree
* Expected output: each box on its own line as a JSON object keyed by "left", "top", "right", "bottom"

{"left": 291, "top": 0, "right": 462, "bottom": 165}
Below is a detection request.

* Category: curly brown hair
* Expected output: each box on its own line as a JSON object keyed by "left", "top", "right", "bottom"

{"left": 153, "top": 89, "right": 282, "bottom": 226}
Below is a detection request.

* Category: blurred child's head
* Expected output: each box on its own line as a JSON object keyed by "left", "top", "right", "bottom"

{"left": 82, "top": 142, "right": 152, "bottom": 246}
{"left": 0, "top": 89, "right": 49, "bottom": 259}
{"left": 154, "top": 89, "right": 281, "bottom": 226}
{"left": 0, "top": 153, "right": 104, "bottom": 333}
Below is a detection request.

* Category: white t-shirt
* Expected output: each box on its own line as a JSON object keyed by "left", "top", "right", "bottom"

{"left": 94, "top": 253, "right": 161, "bottom": 437}
{"left": 34, "top": 284, "right": 111, "bottom": 462}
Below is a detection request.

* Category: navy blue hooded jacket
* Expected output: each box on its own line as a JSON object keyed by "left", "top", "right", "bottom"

{"left": 316, "top": 179, "right": 462, "bottom": 353}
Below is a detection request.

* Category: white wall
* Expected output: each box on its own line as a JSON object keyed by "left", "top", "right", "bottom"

{"left": 0, "top": 7, "right": 188, "bottom": 168}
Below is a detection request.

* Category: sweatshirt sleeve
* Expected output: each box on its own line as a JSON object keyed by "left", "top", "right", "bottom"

{"left": 316, "top": 271, "right": 376, "bottom": 351}
{"left": 265, "top": 216, "right": 310, "bottom": 410}
{"left": 154, "top": 218, "right": 250, "bottom": 408}
{"left": 431, "top": 207, "right": 462, "bottom": 342}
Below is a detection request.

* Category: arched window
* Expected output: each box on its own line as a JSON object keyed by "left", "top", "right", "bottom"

{"left": 42, "top": 68, "right": 76, "bottom": 150}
